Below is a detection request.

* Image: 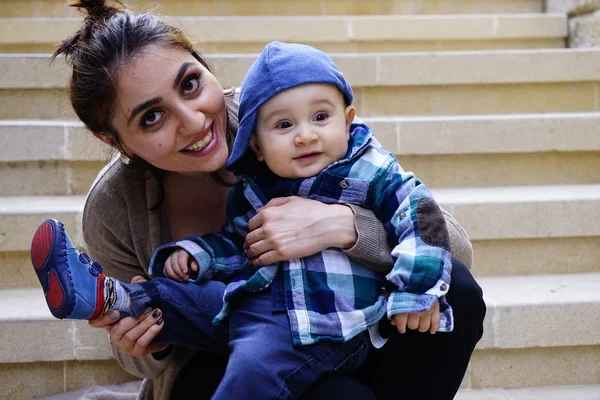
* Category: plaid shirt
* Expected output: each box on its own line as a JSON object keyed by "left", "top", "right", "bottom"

{"left": 149, "top": 123, "right": 453, "bottom": 346}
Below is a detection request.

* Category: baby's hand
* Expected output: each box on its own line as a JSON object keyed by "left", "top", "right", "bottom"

{"left": 164, "top": 248, "right": 198, "bottom": 282}
{"left": 391, "top": 299, "right": 440, "bottom": 334}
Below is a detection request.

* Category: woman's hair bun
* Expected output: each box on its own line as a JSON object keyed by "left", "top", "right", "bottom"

{"left": 53, "top": 0, "right": 124, "bottom": 59}
{"left": 68, "top": 0, "right": 124, "bottom": 20}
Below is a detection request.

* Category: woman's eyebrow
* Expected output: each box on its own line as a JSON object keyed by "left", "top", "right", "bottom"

{"left": 173, "top": 62, "right": 193, "bottom": 89}
{"left": 127, "top": 97, "right": 162, "bottom": 125}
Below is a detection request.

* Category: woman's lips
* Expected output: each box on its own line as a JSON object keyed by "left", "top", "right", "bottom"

{"left": 182, "top": 124, "right": 219, "bottom": 157}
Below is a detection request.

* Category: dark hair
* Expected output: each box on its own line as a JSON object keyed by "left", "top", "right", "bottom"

{"left": 54, "top": 0, "right": 234, "bottom": 183}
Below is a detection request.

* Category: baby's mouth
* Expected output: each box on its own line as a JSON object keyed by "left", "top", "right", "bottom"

{"left": 294, "top": 152, "right": 321, "bottom": 161}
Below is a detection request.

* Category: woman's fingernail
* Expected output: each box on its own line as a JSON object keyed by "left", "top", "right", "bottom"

{"left": 144, "top": 307, "right": 152, "bottom": 314}
{"left": 156, "top": 318, "right": 164, "bottom": 326}
{"left": 152, "top": 310, "right": 161, "bottom": 318}
{"left": 109, "top": 310, "right": 119, "bottom": 320}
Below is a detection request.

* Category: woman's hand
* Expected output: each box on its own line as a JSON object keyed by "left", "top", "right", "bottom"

{"left": 244, "top": 196, "right": 358, "bottom": 266}
{"left": 88, "top": 275, "right": 167, "bottom": 357}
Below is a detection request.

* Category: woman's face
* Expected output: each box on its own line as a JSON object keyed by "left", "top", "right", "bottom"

{"left": 110, "top": 45, "right": 230, "bottom": 175}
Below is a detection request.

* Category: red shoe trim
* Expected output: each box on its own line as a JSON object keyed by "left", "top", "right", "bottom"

{"left": 46, "top": 269, "right": 65, "bottom": 310}
{"left": 32, "top": 221, "right": 53, "bottom": 269}
{"left": 89, "top": 274, "right": 106, "bottom": 321}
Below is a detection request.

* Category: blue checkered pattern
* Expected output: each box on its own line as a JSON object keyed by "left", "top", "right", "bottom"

{"left": 149, "top": 123, "right": 453, "bottom": 346}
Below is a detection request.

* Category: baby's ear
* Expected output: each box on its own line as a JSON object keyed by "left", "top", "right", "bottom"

{"left": 345, "top": 106, "right": 356, "bottom": 131}
{"left": 249, "top": 135, "right": 264, "bottom": 161}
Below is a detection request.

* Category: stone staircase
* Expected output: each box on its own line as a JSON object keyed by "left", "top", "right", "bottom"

{"left": 1, "top": 0, "right": 599, "bottom": 399}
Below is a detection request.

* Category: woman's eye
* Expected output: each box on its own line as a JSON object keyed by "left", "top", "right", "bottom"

{"left": 314, "top": 112, "right": 328, "bottom": 122}
{"left": 182, "top": 74, "right": 200, "bottom": 95}
{"left": 276, "top": 121, "right": 292, "bottom": 129}
{"left": 141, "top": 110, "right": 163, "bottom": 128}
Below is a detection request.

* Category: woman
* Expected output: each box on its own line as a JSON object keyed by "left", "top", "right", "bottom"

{"left": 56, "top": 1, "right": 486, "bottom": 399}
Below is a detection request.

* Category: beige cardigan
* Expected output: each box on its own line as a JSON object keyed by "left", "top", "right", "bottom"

{"left": 82, "top": 90, "right": 473, "bottom": 400}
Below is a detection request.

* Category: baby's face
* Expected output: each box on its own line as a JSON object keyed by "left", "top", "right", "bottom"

{"left": 251, "top": 83, "right": 354, "bottom": 179}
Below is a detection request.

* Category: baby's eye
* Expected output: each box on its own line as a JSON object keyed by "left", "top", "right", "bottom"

{"left": 182, "top": 74, "right": 200, "bottom": 96}
{"left": 276, "top": 121, "right": 293, "bottom": 129}
{"left": 141, "top": 110, "right": 164, "bottom": 128}
{"left": 313, "top": 112, "right": 328, "bottom": 122}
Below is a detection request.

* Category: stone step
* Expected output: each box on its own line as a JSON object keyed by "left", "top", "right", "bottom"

{"left": 0, "top": 0, "right": 545, "bottom": 18}
{"left": 467, "top": 273, "right": 600, "bottom": 389}
{"left": 1, "top": 185, "right": 599, "bottom": 288}
{"left": 2, "top": 48, "right": 600, "bottom": 119}
{"left": 434, "top": 184, "right": 600, "bottom": 242}
{"left": 0, "top": 287, "right": 136, "bottom": 399}
{"left": 2, "top": 113, "right": 599, "bottom": 197}
{"left": 32, "top": 382, "right": 600, "bottom": 400}
{"left": 367, "top": 113, "right": 600, "bottom": 188}
{"left": 1, "top": 360, "right": 137, "bottom": 400}
{"left": 456, "top": 385, "right": 600, "bottom": 400}
{"left": 0, "top": 120, "right": 111, "bottom": 196}
{"left": 0, "top": 14, "right": 566, "bottom": 53}
{"left": 443, "top": 184, "right": 600, "bottom": 276}
{"left": 0, "top": 272, "right": 598, "bottom": 397}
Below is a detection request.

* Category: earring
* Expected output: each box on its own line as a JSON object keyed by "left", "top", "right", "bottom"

{"left": 119, "top": 152, "right": 131, "bottom": 165}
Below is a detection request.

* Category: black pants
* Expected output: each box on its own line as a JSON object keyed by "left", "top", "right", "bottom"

{"left": 170, "top": 259, "right": 486, "bottom": 400}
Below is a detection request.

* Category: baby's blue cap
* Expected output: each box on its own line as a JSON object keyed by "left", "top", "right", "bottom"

{"left": 225, "top": 41, "right": 353, "bottom": 169}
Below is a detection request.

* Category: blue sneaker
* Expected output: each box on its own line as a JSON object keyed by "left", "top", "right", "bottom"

{"left": 30, "top": 219, "right": 107, "bottom": 320}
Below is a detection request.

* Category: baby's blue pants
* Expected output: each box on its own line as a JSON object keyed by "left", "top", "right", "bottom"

{"left": 125, "top": 279, "right": 369, "bottom": 400}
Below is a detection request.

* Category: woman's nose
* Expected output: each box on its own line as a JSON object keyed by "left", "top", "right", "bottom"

{"left": 177, "top": 104, "right": 205, "bottom": 135}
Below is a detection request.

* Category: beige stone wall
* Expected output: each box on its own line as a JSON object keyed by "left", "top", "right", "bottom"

{"left": 569, "top": 11, "right": 600, "bottom": 47}
{"left": 2, "top": 0, "right": 543, "bottom": 18}
{"left": 546, "top": 0, "right": 600, "bottom": 15}
{"left": 546, "top": 0, "right": 600, "bottom": 47}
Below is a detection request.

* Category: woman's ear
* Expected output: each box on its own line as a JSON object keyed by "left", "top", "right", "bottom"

{"left": 345, "top": 106, "right": 356, "bottom": 132}
{"left": 93, "top": 132, "right": 133, "bottom": 157}
{"left": 92, "top": 132, "right": 116, "bottom": 147}
{"left": 249, "top": 135, "right": 264, "bottom": 161}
